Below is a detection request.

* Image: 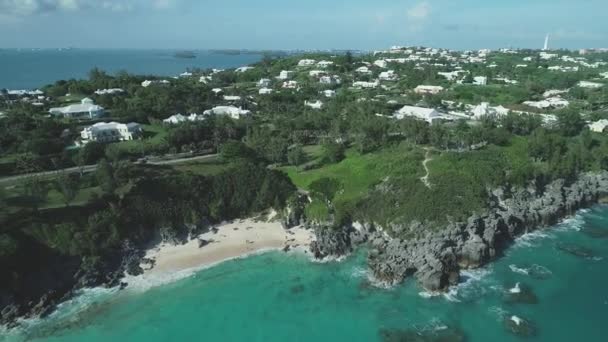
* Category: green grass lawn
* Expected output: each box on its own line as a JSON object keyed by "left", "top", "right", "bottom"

{"left": 113, "top": 124, "right": 169, "bottom": 156}
{"left": 172, "top": 156, "right": 231, "bottom": 177}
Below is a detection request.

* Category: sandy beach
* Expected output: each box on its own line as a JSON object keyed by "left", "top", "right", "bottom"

{"left": 140, "top": 217, "right": 314, "bottom": 277}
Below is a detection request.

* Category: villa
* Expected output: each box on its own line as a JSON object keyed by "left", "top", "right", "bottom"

{"left": 374, "top": 60, "right": 388, "bottom": 68}
{"left": 523, "top": 97, "right": 570, "bottom": 109}
{"left": 317, "top": 60, "right": 334, "bottom": 68}
{"left": 94, "top": 88, "right": 124, "bottom": 95}
{"left": 394, "top": 105, "right": 442, "bottom": 123}
{"left": 356, "top": 66, "right": 372, "bottom": 74}
{"left": 578, "top": 81, "right": 604, "bottom": 89}
{"left": 223, "top": 95, "right": 242, "bottom": 101}
{"left": 473, "top": 76, "right": 488, "bottom": 86}
{"left": 259, "top": 88, "right": 273, "bottom": 95}
{"left": 49, "top": 98, "right": 105, "bottom": 119}
{"left": 141, "top": 79, "right": 170, "bottom": 87}
{"left": 414, "top": 85, "right": 444, "bottom": 95}
{"left": 298, "top": 59, "right": 316, "bottom": 67}
{"left": 309, "top": 70, "right": 326, "bottom": 77}
{"left": 379, "top": 70, "right": 398, "bottom": 81}
{"left": 277, "top": 70, "right": 294, "bottom": 80}
{"left": 235, "top": 66, "right": 254, "bottom": 73}
{"left": 353, "top": 80, "right": 379, "bottom": 89}
{"left": 257, "top": 78, "right": 271, "bottom": 87}
{"left": 322, "top": 90, "right": 336, "bottom": 98}
{"left": 320, "top": 75, "right": 341, "bottom": 85}
{"left": 305, "top": 100, "right": 324, "bottom": 110}
{"left": 80, "top": 122, "right": 142, "bottom": 144}
{"left": 589, "top": 119, "right": 608, "bottom": 133}
{"left": 282, "top": 80, "right": 299, "bottom": 89}
{"left": 163, "top": 113, "right": 205, "bottom": 125}
{"left": 203, "top": 106, "right": 251, "bottom": 119}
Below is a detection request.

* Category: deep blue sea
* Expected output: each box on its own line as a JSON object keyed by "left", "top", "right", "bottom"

{"left": 0, "top": 49, "right": 262, "bottom": 89}
{"left": 3, "top": 206, "right": 608, "bottom": 342}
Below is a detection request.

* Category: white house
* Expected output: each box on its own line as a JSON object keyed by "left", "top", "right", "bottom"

{"left": 578, "top": 81, "right": 604, "bottom": 89}
{"left": 471, "top": 103, "right": 508, "bottom": 120}
{"left": 589, "top": 119, "right": 608, "bottom": 133}
{"left": 523, "top": 97, "right": 569, "bottom": 109}
{"left": 309, "top": 70, "right": 326, "bottom": 77}
{"left": 81, "top": 122, "right": 142, "bottom": 144}
{"left": 305, "top": 100, "right": 324, "bottom": 110}
{"left": 163, "top": 113, "right": 205, "bottom": 124}
{"left": 235, "top": 66, "right": 254, "bottom": 73}
{"left": 49, "top": 98, "right": 105, "bottom": 119}
{"left": 142, "top": 79, "right": 170, "bottom": 87}
{"left": 379, "top": 70, "right": 398, "bottom": 81}
{"left": 212, "top": 88, "right": 223, "bottom": 94}
{"left": 438, "top": 71, "right": 464, "bottom": 81}
{"left": 203, "top": 106, "right": 251, "bottom": 119}
{"left": 179, "top": 71, "right": 193, "bottom": 78}
{"left": 320, "top": 75, "right": 341, "bottom": 85}
{"left": 6, "top": 89, "right": 44, "bottom": 96}
{"left": 94, "top": 88, "right": 124, "bottom": 95}
{"left": 282, "top": 80, "right": 298, "bottom": 89}
{"left": 473, "top": 76, "right": 488, "bottom": 86}
{"left": 317, "top": 60, "right": 334, "bottom": 68}
{"left": 515, "top": 64, "right": 528, "bottom": 68}
{"left": 223, "top": 95, "right": 242, "bottom": 101}
{"left": 298, "top": 59, "right": 316, "bottom": 67}
{"left": 374, "top": 60, "right": 388, "bottom": 68}
{"left": 277, "top": 70, "right": 294, "bottom": 80}
{"left": 322, "top": 90, "right": 336, "bottom": 98}
{"left": 394, "top": 105, "right": 442, "bottom": 123}
{"left": 543, "top": 89, "right": 569, "bottom": 98}
{"left": 353, "top": 80, "right": 379, "bottom": 89}
{"left": 414, "top": 85, "right": 444, "bottom": 95}
{"left": 257, "top": 78, "right": 271, "bottom": 87}
{"left": 259, "top": 88, "right": 273, "bottom": 95}
{"left": 356, "top": 66, "right": 372, "bottom": 74}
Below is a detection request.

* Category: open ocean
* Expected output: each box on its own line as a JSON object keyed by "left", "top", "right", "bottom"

{"left": 2, "top": 205, "right": 608, "bottom": 342}
{"left": 0, "top": 49, "right": 263, "bottom": 89}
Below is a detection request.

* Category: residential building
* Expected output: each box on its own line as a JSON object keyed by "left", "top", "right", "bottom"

{"left": 305, "top": 100, "right": 324, "bottom": 109}
{"left": 317, "top": 60, "right": 334, "bottom": 68}
{"left": 80, "top": 122, "right": 142, "bottom": 143}
{"left": 414, "top": 85, "right": 444, "bottom": 95}
{"left": 353, "top": 80, "right": 379, "bottom": 89}
{"left": 356, "top": 66, "right": 372, "bottom": 74}
{"left": 141, "top": 79, "right": 170, "bottom": 87}
{"left": 374, "top": 60, "right": 388, "bottom": 68}
{"left": 163, "top": 113, "right": 205, "bottom": 124}
{"left": 259, "top": 88, "right": 274, "bottom": 95}
{"left": 257, "top": 78, "right": 271, "bottom": 87}
{"left": 473, "top": 76, "right": 488, "bottom": 86}
{"left": 223, "top": 95, "right": 242, "bottom": 101}
{"left": 523, "top": 97, "right": 569, "bottom": 109}
{"left": 309, "top": 70, "right": 326, "bottom": 77}
{"left": 578, "top": 81, "right": 604, "bottom": 89}
{"left": 589, "top": 119, "right": 608, "bottom": 133}
{"left": 379, "top": 70, "right": 398, "bottom": 81}
{"left": 282, "top": 80, "right": 299, "bottom": 89}
{"left": 235, "top": 66, "right": 254, "bottom": 73}
{"left": 203, "top": 106, "right": 251, "bottom": 119}
{"left": 49, "top": 98, "right": 105, "bottom": 119}
{"left": 277, "top": 70, "right": 294, "bottom": 80}
{"left": 94, "top": 88, "right": 124, "bottom": 95}
{"left": 322, "top": 90, "right": 336, "bottom": 98}
{"left": 394, "top": 105, "right": 442, "bottom": 123}
{"left": 298, "top": 59, "right": 316, "bottom": 67}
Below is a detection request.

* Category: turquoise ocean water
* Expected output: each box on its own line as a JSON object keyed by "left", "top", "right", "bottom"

{"left": 0, "top": 49, "right": 262, "bottom": 89}
{"left": 3, "top": 206, "right": 608, "bottom": 341}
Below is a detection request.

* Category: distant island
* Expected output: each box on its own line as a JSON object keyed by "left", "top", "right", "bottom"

{"left": 174, "top": 51, "right": 196, "bottom": 59}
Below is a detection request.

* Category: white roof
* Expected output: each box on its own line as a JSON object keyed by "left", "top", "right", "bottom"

{"left": 395, "top": 106, "right": 441, "bottom": 122}
{"left": 589, "top": 119, "right": 608, "bottom": 132}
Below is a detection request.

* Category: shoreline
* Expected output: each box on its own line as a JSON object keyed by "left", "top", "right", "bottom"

{"left": 133, "top": 217, "right": 315, "bottom": 282}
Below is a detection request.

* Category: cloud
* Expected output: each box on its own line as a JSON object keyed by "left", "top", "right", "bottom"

{"left": 407, "top": 1, "right": 431, "bottom": 20}
{"left": 0, "top": 0, "right": 176, "bottom": 16}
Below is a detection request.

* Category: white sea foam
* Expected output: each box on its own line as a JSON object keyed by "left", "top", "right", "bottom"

{"left": 513, "top": 230, "right": 552, "bottom": 248}
{"left": 509, "top": 264, "right": 529, "bottom": 275}
{"left": 510, "top": 315, "right": 523, "bottom": 326}
{"left": 349, "top": 266, "right": 369, "bottom": 279}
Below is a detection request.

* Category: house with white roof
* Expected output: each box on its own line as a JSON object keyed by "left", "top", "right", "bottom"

{"left": 212, "top": 88, "right": 223, "bottom": 94}
{"left": 259, "top": 88, "right": 273, "bottom": 95}
{"left": 471, "top": 103, "right": 509, "bottom": 120}
{"left": 589, "top": 119, "right": 608, "bottom": 133}
{"left": 320, "top": 75, "right": 341, "bottom": 85}
{"left": 179, "top": 71, "right": 193, "bottom": 78}
{"left": 473, "top": 76, "right": 488, "bottom": 86}
{"left": 523, "top": 97, "right": 569, "bottom": 109}
{"left": 578, "top": 81, "right": 603, "bottom": 89}
{"left": 203, "top": 106, "right": 251, "bottom": 119}
{"left": 49, "top": 98, "right": 105, "bottom": 119}
{"left": 298, "top": 59, "right": 316, "bottom": 67}
{"left": 163, "top": 113, "right": 205, "bottom": 125}
{"left": 257, "top": 78, "right": 271, "bottom": 87}
{"left": 94, "top": 88, "right": 124, "bottom": 95}
{"left": 235, "top": 66, "right": 254, "bottom": 73}
{"left": 277, "top": 70, "right": 294, "bottom": 80}
{"left": 379, "top": 70, "right": 398, "bottom": 81}
{"left": 322, "top": 90, "right": 336, "bottom": 98}
{"left": 356, "top": 66, "right": 372, "bottom": 74}
{"left": 81, "top": 122, "right": 142, "bottom": 144}
{"left": 374, "top": 60, "right": 388, "bottom": 68}
{"left": 305, "top": 100, "right": 324, "bottom": 110}
{"left": 309, "top": 70, "right": 326, "bottom": 77}
{"left": 543, "top": 89, "right": 569, "bottom": 98}
{"left": 394, "top": 106, "right": 442, "bottom": 123}
{"left": 223, "top": 95, "right": 242, "bottom": 101}
{"left": 414, "top": 85, "right": 444, "bottom": 95}
{"left": 353, "top": 80, "right": 379, "bottom": 89}
{"left": 142, "top": 79, "right": 170, "bottom": 87}
{"left": 282, "top": 80, "right": 299, "bottom": 89}
{"left": 317, "top": 60, "right": 334, "bottom": 68}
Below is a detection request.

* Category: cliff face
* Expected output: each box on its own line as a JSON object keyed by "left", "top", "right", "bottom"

{"left": 369, "top": 172, "right": 608, "bottom": 291}
{"left": 313, "top": 172, "right": 608, "bottom": 291}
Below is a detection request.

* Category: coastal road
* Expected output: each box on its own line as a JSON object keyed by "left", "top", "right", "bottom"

{"left": 0, "top": 154, "right": 218, "bottom": 185}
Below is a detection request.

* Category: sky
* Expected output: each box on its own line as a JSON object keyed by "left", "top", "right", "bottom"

{"left": 0, "top": 0, "right": 606, "bottom": 50}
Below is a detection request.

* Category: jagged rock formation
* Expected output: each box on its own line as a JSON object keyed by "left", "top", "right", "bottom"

{"left": 366, "top": 172, "right": 608, "bottom": 291}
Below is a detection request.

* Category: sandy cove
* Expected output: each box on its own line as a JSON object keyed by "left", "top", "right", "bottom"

{"left": 140, "top": 218, "right": 315, "bottom": 277}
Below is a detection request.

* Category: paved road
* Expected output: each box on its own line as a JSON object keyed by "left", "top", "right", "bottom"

{"left": 0, "top": 154, "right": 218, "bottom": 185}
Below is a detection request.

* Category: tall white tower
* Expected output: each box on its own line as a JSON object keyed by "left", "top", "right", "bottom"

{"left": 543, "top": 34, "right": 550, "bottom": 51}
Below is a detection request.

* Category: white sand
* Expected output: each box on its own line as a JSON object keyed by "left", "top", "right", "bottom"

{"left": 141, "top": 218, "right": 314, "bottom": 276}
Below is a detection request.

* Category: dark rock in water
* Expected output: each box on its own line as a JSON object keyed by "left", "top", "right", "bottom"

{"left": 379, "top": 326, "right": 466, "bottom": 342}
{"left": 282, "top": 245, "right": 291, "bottom": 252}
{"left": 556, "top": 243, "right": 595, "bottom": 259}
{"left": 290, "top": 284, "right": 305, "bottom": 294}
{"left": 581, "top": 226, "right": 608, "bottom": 239}
{"left": 503, "top": 315, "right": 536, "bottom": 338}
{"left": 504, "top": 283, "right": 539, "bottom": 304}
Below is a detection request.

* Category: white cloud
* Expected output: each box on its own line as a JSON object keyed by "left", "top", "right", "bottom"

{"left": 407, "top": 1, "right": 431, "bottom": 20}
{"left": 0, "top": 0, "right": 175, "bottom": 16}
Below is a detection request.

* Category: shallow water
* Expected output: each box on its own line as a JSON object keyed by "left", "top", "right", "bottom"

{"left": 3, "top": 206, "right": 608, "bottom": 342}
{"left": 0, "top": 49, "right": 262, "bottom": 89}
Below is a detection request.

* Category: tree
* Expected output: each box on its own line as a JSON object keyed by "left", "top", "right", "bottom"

{"left": 21, "top": 176, "right": 49, "bottom": 211}
{"left": 557, "top": 110, "right": 585, "bottom": 137}
{"left": 287, "top": 145, "right": 306, "bottom": 166}
{"left": 219, "top": 140, "right": 255, "bottom": 161}
{"left": 322, "top": 142, "right": 345, "bottom": 164}
{"left": 55, "top": 172, "right": 80, "bottom": 207}
{"left": 96, "top": 159, "right": 116, "bottom": 195}
{"left": 76, "top": 142, "right": 106, "bottom": 166}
